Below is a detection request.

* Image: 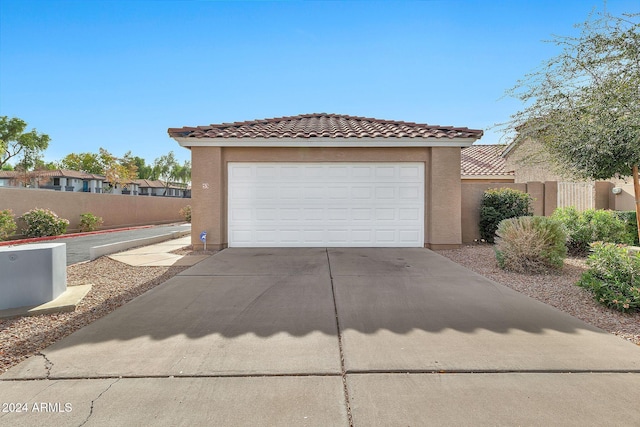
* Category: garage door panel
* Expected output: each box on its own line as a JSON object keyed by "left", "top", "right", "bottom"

{"left": 399, "top": 186, "right": 420, "bottom": 199}
{"left": 328, "top": 208, "right": 349, "bottom": 221}
{"left": 328, "top": 186, "right": 349, "bottom": 199}
{"left": 400, "top": 165, "right": 421, "bottom": 177}
{"left": 352, "top": 208, "right": 372, "bottom": 221}
{"left": 375, "top": 208, "right": 395, "bottom": 220}
{"left": 256, "top": 208, "right": 277, "bottom": 221}
{"left": 375, "top": 187, "right": 395, "bottom": 199}
{"left": 352, "top": 187, "right": 372, "bottom": 199}
{"left": 399, "top": 208, "right": 420, "bottom": 220}
{"left": 232, "top": 207, "right": 421, "bottom": 224}
{"left": 228, "top": 163, "right": 424, "bottom": 247}
{"left": 373, "top": 167, "right": 394, "bottom": 177}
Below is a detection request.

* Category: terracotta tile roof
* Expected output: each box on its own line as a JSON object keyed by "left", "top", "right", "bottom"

{"left": 168, "top": 113, "right": 483, "bottom": 140}
{"left": 133, "top": 179, "right": 185, "bottom": 189}
{"left": 0, "top": 170, "right": 105, "bottom": 180}
{"left": 461, "top": 145, "right": 514, "bottom": 177}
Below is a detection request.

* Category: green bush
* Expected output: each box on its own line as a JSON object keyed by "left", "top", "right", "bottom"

{"left": 479, "top": 188, "right": 533, "bottom": 243}
{"left": 79, "top": 213, "right": 103, "bottom": 232}
{"left": 0, "top": 209, "right": 17, "bottom": 241}
{"left": 20, "top": 208, "right": 69, "bottom": 238}
{"left": 179, "top": 205, "right": 191, "bottom": 223}
{"left": 551, "top": 207, "right": 631, "bottom": 256}
{"left": 494, "top": 216, "right": 567, "bottom": 274}
{"left": 614, "top": 211, "right": 639, "bottom": 246}
{"left": 577, "top": 242, "right": 640, "bottom": 313}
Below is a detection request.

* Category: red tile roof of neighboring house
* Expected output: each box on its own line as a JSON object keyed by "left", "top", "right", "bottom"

{"left": 0, "top": 170, "right": 105, "bottom": 180}
{"left": 168, "top": 113, "right": 483, "bottom": 140}
{"left": 133, "top": 179, "right": 185, "bottom": 189}
{"left": 461, "top": 145, "right": 514, "bottom": 177}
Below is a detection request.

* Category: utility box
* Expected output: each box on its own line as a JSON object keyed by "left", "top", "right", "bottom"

{"left": 0, "top": 243, "right": 67, "bottom": 310}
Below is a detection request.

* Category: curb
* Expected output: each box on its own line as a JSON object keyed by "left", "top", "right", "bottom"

{"left": 89, "top": 231, "right": 191, "bottom": 260}
{"left": 0, "top": 223, "right": 187, "bottom": 247}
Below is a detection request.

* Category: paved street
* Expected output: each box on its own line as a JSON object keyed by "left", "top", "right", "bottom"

{"left": 25, "top": 223, "right": 191, "bottom": 265}
{"left": 1, "top": 247, "right": 639, "bottom": 426}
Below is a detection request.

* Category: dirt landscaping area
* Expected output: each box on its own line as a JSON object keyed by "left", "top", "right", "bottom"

{"left": 438, "top": 245, "right": 640, "bottom": 346}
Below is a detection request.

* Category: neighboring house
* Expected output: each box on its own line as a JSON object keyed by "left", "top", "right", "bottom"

{"left": 133, "top": 179, "right": 189, "bottom": 197}
{"left": 0, "top": 169, "right": 107, "bottom": 193}
{"left": 461, "top": 144, "right": 514, "bottom": 183}
{"left": 0, "top": 171, "right": 17, "bottom": 187}
{"left": 168, "top": 113, "right": 483, "bottom": 249}
{"left": 502, "top": 137, "right": 564, "bottom": 183}
{"left": 502, "top": 137, "right": 635, "bottom": 211}
{"left": 0, "top": 169, "right": 187, "bottom": 198}
{"left": 104, "top": 180, "right": 140, "bottom": 196}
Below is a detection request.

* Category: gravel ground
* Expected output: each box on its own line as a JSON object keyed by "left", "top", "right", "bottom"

{"left": 0, "top": 257, "right": 192, "bottom": 374}
{"left": 437, "top": 245, "right": 640, "bottom": 346}
{"left": 2, "top": 245, "right": 638, "bottom": 374}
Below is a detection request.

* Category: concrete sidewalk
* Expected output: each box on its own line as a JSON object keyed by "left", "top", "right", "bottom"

{"left": 107, "top": 236, "right": 210, "bottom": 267}
{"left": 1, "top": 248, "right": 639, "bottom": 426}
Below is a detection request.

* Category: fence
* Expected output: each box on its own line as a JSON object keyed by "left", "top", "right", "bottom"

{"left": 0, "top": 187, "right": 190, "bottom": 235}
{"left": 557, "top": 182, "right": 595, "bottom": 211}
{"left": 461, "top": 181, "right": 557, "bottom": 243}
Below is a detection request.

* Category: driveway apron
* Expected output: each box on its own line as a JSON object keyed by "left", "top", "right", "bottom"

{"left": 2, "top": 247, "right": 640, "bottom": 426}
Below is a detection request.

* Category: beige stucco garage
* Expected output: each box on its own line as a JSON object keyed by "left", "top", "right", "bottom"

{"left": 168, "top": 113, "right": 483, "bottom": 250}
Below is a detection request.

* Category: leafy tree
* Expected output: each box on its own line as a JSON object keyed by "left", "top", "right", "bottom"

{"left": 153, "top": 151, "right": 179, "bottom": 195}
{"left": 172, "top": 160, "right": 191, "bottom": 187}
{"left": 504, "top": 10, "right": 640, "bottom": 242}
{"left": 99, "top": 148, "right": 138, "bottom": 191}
{"left": 59, "top": 152, "right": 103, "bottom": 174}
{"left": 129, "top": 155, "right": 154, "bottom": 179}
{"left": 58, "top": 149, "right": 139, "bottom": 192}
{"left": 37, "top": 160, "right": 59, "bottom": 170}
{"left": 0, "top": 116, "right": 50, "bottom": 170}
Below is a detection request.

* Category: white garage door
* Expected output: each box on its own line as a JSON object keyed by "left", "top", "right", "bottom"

{"left": 228, "top": 163, "right": 424, "bottom": 247}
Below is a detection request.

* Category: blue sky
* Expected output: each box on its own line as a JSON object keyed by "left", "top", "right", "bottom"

{"left": 1, "top": 0, "right": 638, "bottom": 166}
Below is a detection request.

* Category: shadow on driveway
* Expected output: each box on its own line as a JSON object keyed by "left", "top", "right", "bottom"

{"left": 3, "top": 248, "right": 639, "bottom": 379}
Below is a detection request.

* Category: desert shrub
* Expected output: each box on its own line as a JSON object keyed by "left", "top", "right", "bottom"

{"left": 0, "top": 209, "right": 17, "bottom": 241}
{"left": 551, "top": 207, "right": 631, "bottom": 256}
{"left": 494, "top": 216, "right": 567, "bottom": 274}
{"left": 614, "top": 211, "right": 639, "bottom": 246}
{"left": 79, "top": 212, "right": 103, "bottom": 232}
{"left": 179, "top": 205, "right": 192, "bottom": 223}
{"left": 479, "top": 188, "right": 533, "bottom": 243}
{"left": 20, "top": 208, "right": 69, "bottom": 238}
{"left": 577, "top": 242, "right": 640, "bottom": 313}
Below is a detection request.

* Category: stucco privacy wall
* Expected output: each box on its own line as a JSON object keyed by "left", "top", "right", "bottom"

{"left": 598, "top": 181, "right": 638, "bottom": 212}
{"left": 189, "top": 146, "right": 464, "bottom": 250}
{"left": 461, "top": 181, "right": 559, "bottom": 243}
{"left": 0, "top": 187, "right": 189, "bottom": 234}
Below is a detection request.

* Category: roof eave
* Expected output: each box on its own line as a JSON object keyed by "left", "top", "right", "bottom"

{"left": 171, "top": 136, "right": 480, "bottom": 148}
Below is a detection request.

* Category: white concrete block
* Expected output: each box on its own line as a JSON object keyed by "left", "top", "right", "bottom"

{"left": 0, "top": 243, "right": 67, "bottom": 310}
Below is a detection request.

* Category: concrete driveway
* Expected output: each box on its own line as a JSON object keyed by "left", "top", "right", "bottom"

{"left": 2, "top": 248, "right": 640, "bottom": 426}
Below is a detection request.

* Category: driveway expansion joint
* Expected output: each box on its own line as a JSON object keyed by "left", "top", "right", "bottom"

{"left": 345, "top": 369, "right": 640, "bottom": 375}
{"left": 326, "top": 248, "right": 354, "bottom": 427}
{"left": 9, "top": 373, "right": 345, "bottom": 381}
